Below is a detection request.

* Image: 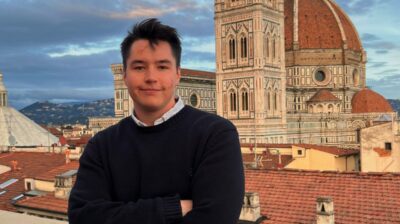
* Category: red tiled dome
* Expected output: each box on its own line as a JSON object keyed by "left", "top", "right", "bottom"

{"left": 284, "top": 0, "right": 362, "bottom": 51}
{"left": 351, "top": 89, "right": 393, "bottom": 113}
{"left": 308, "top": 89, "right": 340, "bottom": 102}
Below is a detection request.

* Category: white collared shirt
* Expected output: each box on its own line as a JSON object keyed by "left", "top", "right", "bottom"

{"left": 131, "top": 96, "right": 184, "bottom": 127}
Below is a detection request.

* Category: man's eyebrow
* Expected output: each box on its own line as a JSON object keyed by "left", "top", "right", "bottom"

{"left": 156, "top": 60, "right": 173, "bottom": 64}
{"left": 130, "top": 60, "right": 145, "bottom": 65}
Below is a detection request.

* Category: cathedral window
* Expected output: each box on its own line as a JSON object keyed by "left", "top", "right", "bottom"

{"left": 230, "top": 90, "right": 237, "bottom": 111}
{"left": 265, "top": 36, "right": 270, "bottom": 58}
{"left": 272, "top": 38, "right": 276, "bottom": 59}
{"left": 229, "top": 38, "right": 236, "bottom": 60}
{"left": 240, "top": 36, "right": 248, "bottom": 58}
{"left": 267, "top": 91, "right": 271, "bottom": 111}
{"left": 190, "top": 93, "right": 199, "bottom": 108}
{"left": 315, "top": 71, "right": 326, "bottom": 82}
{"left": 273, "top": 92, "right": 278, "bottom": 110}
{"left": 241, "top": 89, "right": 249, "bottom": 111}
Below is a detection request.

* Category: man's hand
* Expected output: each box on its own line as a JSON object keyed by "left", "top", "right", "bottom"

{"left": 180, "top": 200, "right": 193, "bottom": 216}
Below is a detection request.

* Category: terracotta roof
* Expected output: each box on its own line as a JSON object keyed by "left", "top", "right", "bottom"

{"left": 35, "top": 161, "right": 79, "bottom": 182}
{"left": 284, "top": 0, "right": 362, "bottom": 51}
{"left": 0, "top": 152, "right": 65, "bottom": 212}
{"left": 307, "top": 89, "right": 340, "bottom": 103}
{"left": 293, "top": 144, "right": 359, "bottom": 156}
{"left": 373, "top": 147, "right": 391, "bottom": 157}
{"left": 14, "top": 194, "right": 67, "bottom": 214}
{"left": 66, "top": 135, "right": 92, "bottom": 147}
{"left": 181, "top": 68, "right": 215, "bottom": 79}
{"left": 241, "top": 143, "right": 293, "bottom": 149}
{"left": 41, "top": 126, "right": 63, "bottom": 137}
{"left": 245, "top": 169, "right": 400, "bottom": 223}
{"left": 351, "top": 89, "right": 393, "bottom": 113}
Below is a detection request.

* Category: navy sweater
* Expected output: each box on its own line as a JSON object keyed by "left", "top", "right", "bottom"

{"left": 68, "top": 106, "right": 244, "bottom": 224}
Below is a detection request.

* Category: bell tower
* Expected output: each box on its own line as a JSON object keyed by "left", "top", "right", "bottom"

{"left": 215, "top": 0, "right": 287, "bottom": 144}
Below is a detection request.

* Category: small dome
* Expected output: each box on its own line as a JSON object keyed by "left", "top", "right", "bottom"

{"left": 351, "top": 89, "right": 393, "bottom": 113}
{"left": 308, "top": 89, "right": 340, "bottom": 103}
{"left": 285, "top": 0, "right": 362, "bottom": 51}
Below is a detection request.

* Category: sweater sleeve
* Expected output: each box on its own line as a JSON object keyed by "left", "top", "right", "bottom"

{"left": 68, "top": 137, "right": 182, "bottom": 224}
{"left": 182, "top": 124, "right": 245, "bottom": 224}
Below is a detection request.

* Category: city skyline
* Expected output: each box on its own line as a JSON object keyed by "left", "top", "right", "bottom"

{"left": 0, "top": 0, "right": 399, "bottom": 109}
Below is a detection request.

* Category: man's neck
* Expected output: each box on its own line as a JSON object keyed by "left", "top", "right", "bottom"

{"left": 134, "top": 101, "right": 176, "bottom": 126}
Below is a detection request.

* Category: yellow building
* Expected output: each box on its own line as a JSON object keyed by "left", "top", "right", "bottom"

{"left": 361, "top": 120, "right": 400, "bottom": 172}
{"left": 241, "top": 143, "right": 359, "bottom": 171}
{"left": 285, "top": 144, "right": 359, "bottom": 171}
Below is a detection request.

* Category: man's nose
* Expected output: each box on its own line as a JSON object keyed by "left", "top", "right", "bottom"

{"left": 144, "top": 67, "right": 157, "bottom": 82}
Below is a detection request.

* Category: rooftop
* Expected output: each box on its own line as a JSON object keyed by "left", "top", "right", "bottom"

{"left": 0, "top": 152, "right": 65, "bottom": 212}
{"left": 307, "top": 89, "right": 340, "bottom": 103}
{"left": 245, "top": 169, "right": 400, "bottom": 223}
{"left": 293, "top": 144, "right": 359, "bottom": 156}
{"left": 352, "top": 88, "right": 394, "bottom": 114}
{"left": 285, "top": 0, "right": 362, "bottom": 51}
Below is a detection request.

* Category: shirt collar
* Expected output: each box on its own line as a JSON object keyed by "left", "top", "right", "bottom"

{"left": 131, "top": 96, "right": 184, "bottom": 127}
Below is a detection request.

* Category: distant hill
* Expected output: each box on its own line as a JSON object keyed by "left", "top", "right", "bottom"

{"left": 388, "top": 99, "right": 400, "bottom": 114}
{"left": 20, "top": 99, "right": 115, "bottom": 125}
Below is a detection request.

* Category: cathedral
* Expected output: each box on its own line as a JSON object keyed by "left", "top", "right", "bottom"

{"left": 96, "top": 0, "right": 396, "bottom": 148}
{"left": 214, "top": 0, "right": 395, "bottom": 147}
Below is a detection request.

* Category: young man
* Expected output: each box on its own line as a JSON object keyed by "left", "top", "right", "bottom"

{"left": 68, "top": 18, "right": 244, "bottom": 224}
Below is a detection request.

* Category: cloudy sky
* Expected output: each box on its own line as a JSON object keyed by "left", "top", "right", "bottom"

{"left": 0, "top": 0, "right": 399, "bottom": 109}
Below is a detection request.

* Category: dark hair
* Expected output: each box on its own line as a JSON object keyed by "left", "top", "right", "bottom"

{"left": 120, "top": 18, "right": 182, "bottom": 71}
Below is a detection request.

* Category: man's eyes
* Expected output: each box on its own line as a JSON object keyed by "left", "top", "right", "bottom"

{"left": 131, "top": 65, "right": 170, "bottom": 71}
{"left": 158, "top": 66, "right": 169, "bottom": 70}
{"left": 133, "top": 66, "right": 145, "bottom": 71}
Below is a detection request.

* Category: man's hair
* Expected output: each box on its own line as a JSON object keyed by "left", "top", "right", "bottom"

{"left": 120, "top": 18, "right": 182, "bottom": 71}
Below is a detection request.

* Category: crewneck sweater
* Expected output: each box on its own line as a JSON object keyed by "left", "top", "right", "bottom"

{"left": 68, "top": 106, "right": 244, "bottom": 224}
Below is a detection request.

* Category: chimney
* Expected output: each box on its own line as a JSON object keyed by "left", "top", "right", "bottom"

{"left": 54, "top": 170, "right": 77, "bottom": 199}
{"left": 316, "top": 196, "right": 334, "bottom": 224}
{"left": 239, "top": 192, "right": 266, "bottom": 223}
{"left": 65, "top": 149, "right": 70, "bottom": 164}
{"left": 10, "top": 160, "right": 18, "bottom": 171}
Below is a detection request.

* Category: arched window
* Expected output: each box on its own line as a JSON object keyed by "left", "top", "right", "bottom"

{"left": 229, "top": 38, "right": 236, "bottom": 60}
{"left": 328, "top": 104, "right": 334, "bottom": 113}
{"left": 230, "top": 90, "right": 237, "bottom": 111}
{"left": 266, "top": 36, "right": 270, "bottom": 58}
{"left": 272, "top": 38, "right": 276, "bottom": 59}
{"left": 309, "top": 105, "right": 314, "bottom": 113}
{"left": 317, "top": 104, "right": 323, "bottom": 113}
{"left": 241, "top": 89, "right": 249, "bottom": 111}
{"left": 240, "top": 36, "right": 247, "bottom": 58}
{"left": 267, "top": 91, "right": 271, "bottom": 110}
{"left": 273, "top": 91, "right": 278, "bottom": 110}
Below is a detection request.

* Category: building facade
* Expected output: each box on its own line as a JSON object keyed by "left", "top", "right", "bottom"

{"left": 361, "top": 120, "right": 400, "bottom": 172}
{"left": 213, "top": 0, "right": 396, "bottom": 146}
{"left": 215, "top": 0, "right": 288, "bottom": 144}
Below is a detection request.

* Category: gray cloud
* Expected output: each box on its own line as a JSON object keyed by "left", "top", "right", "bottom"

{"left": 375, "top": 50, "right": 389, "bottom": 54}
{"left": 0, "top": 0, "right": 215, "bottom": 108}
{"left": 362, "top": 33, "right": 381, "bottom": 42}
{"left": 367, "top": 74, "right": 400, "bottom": 99}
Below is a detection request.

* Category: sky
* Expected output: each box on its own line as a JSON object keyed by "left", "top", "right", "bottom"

{"left": 0, "top": 0, "right": 399, "bottom": 109}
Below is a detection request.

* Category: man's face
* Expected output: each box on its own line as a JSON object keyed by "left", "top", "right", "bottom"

{"left": 124, "top": 39, "right": 180, "bottom": 115}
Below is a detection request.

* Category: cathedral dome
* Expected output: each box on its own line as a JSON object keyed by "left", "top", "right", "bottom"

{"left": 284, "top": 0, "right": 362, "bottom": 51}
{"left": 351, "top": 89, "right": 393, "bottom": 113}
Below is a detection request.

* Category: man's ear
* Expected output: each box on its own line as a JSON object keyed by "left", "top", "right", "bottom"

{"left": 176, "top": 67, "right": 181, "bottom": 84}
{"left": 123, "top": 70, "right": 128, "bottom": 86}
